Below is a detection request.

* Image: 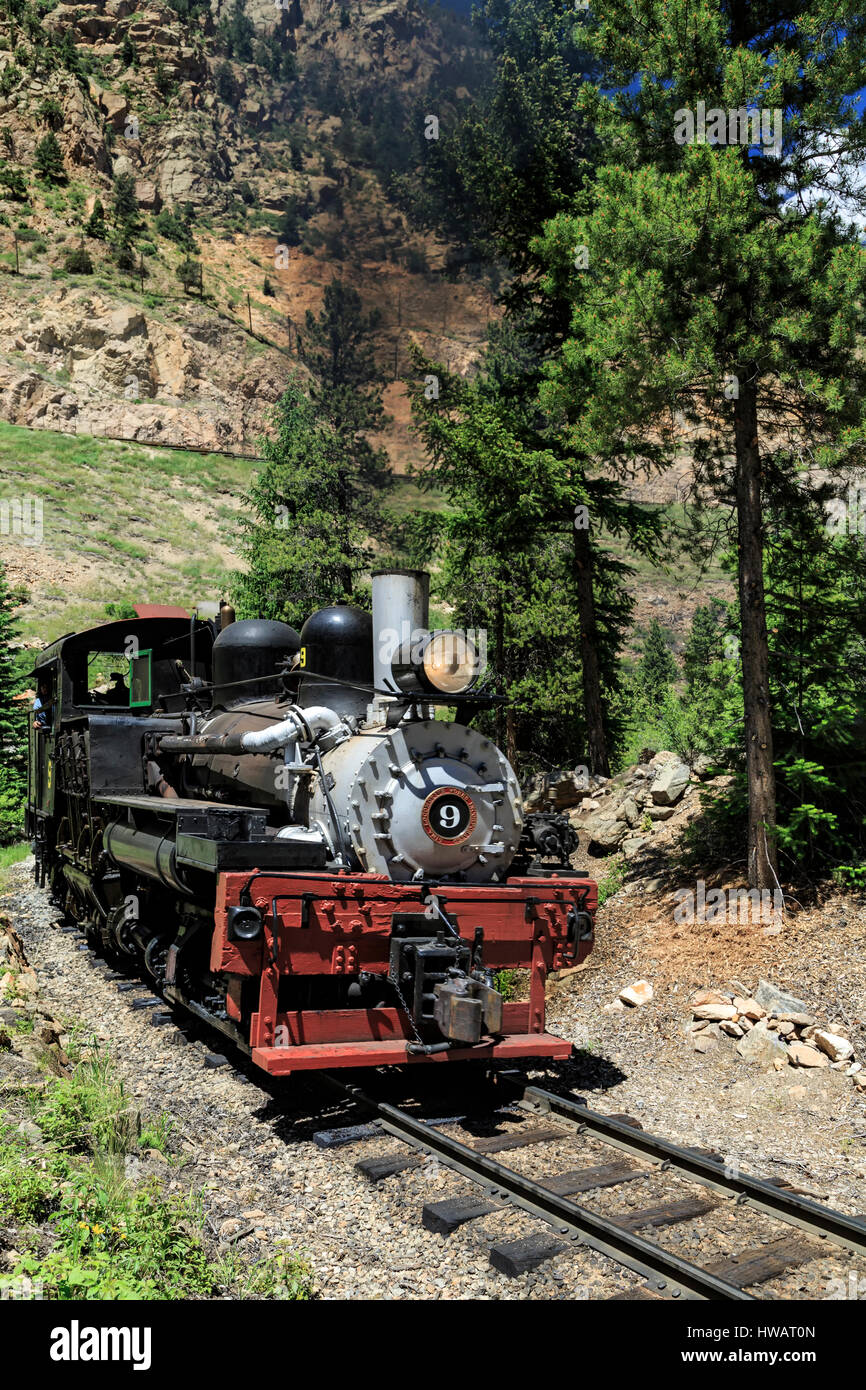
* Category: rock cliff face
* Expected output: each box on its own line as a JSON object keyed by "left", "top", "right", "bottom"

{"left": 0, "top": 0, "right": 495, "bottom": 461}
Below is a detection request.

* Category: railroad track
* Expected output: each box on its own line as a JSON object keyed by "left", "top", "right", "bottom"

{"left": 67, "top": 928, "right": 866, "bottom": 1300}
{"left": 315, "top": 1074, "right": 866, "bottom": 1301}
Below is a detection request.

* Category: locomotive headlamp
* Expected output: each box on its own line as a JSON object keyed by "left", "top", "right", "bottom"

{"left": 227, "top": 904, "right": 263, "bottom": 941}
{"left": 421, "top": 631, "right": 479, "bottom": 695}
{"left": 390, "top": 629, "right": 483, "bottom": 696}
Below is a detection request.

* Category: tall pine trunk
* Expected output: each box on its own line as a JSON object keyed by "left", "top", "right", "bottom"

{"left": 733, "top": 375, "right": 778, "bottom": 890}
{"left": 573, "top": 524, "right": 610, "bottom": 776}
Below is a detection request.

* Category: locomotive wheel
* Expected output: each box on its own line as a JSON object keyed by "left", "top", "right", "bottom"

{"left": 106, "top": 902, "right": 138, "bottom": 959}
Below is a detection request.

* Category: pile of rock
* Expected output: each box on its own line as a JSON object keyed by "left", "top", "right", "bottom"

{"left": 523, "top": 768, "right": 604, "bottom": 813}
{"left": 572, "top": 751, "right": 699, "bottom": 857}
{"left": 686, "top": 979, "right": 864, "bottom": 1088}
{"left": 0, "top": 915, "right": 69, "bottom": 1083}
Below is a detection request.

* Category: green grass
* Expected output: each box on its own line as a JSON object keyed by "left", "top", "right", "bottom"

{"left": 596, "top": 854, "right": 626, "bottom": 906}
{"left": 0, "top": 1046, "right": 315, "bottom": 1300}
{"left": 494, "top": 968, "right": 522, "bottom": 1001}
{"left": 0, "top": 419, "right": 446, "bottom": 645}
{"left": 0, "top": 843, "right": 30, "bottom": 890}
{"left": 0, "top": 421, "right": 257, "bottom": 643}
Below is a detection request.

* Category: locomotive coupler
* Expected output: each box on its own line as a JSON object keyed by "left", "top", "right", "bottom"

{"left": 388, "top": 921, "right": 503, "bottom": 1045}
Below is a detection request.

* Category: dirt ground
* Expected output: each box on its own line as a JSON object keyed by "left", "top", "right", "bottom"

{"left": 543, "top": 868, "right": 866, "bottom": 1225}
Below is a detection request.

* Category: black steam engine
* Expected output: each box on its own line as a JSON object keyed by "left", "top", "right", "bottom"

{"left": 27, "top": 572, "right": 594, "bottom": 1075}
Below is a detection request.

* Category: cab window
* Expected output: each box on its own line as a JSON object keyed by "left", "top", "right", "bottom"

{"left": 32, "top": 667, "right": 56, "bottom": 731}
{"left": 130, "top": 651, "right": 152, "bottom": 707}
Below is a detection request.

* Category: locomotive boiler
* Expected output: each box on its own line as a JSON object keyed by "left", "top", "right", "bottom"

{"left": 26, "top": 571, "right": 595, "bottom": 1075}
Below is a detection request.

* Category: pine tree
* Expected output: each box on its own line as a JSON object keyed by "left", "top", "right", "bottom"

{"left": 34, "top": 131, "right": 64, "bottom": 184}
{"left": 298, "top": 280, "right": 383, "bottom": 433}
{"left": 221, "top": 0, "right": 253, "bottom": 62}
{"left": 275, "top": 199, "right": 301, "bottom": 247}
{"left": 409, "top": 325, "right": 637, "bottom": 771}
{"left": 56, "top": 29, "right": 82, "bottom": 76}
{"left": 234, "top": 380, "right": 372, "bottom": 627}
{"left": 84, "top": 198, "right": 106, "bottom": 239}
{"left": 0, "top": 161, "right": 26, "bottom": 200}
{"left": 177, "top": 257, "right": 202, "bottom": 294}
{"left": 112, "top": 172, "right": 138, "bottom": 226}
{"left": 537, "top": 0, "right": 866, "bottom": 887}
{"left": 120, "top": 32, "right": 136, "bottom": 68}
{"left": 683, "top": 601, "right": 726, "bottom": 702}
{"left": 763, "top": 503, "right": 866, "bottom": 874}
{"left": 297, "top": 281, "right": 391, "bottom": 514}
{"left": 402, "top": 0, "right": 598, "bottom": 312}
{"left": 0, "top": 564, "right": 25, "bottom": 845}
{"left": 396, "top": 0, "right": 662, "bottom": 774}
{"left": 636, "top": 620, "right": 677, "bottom": 710}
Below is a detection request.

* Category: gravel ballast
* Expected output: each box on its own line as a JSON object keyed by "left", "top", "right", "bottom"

{"left": 3, "top": 858, "right": 865, "bottom": 1301}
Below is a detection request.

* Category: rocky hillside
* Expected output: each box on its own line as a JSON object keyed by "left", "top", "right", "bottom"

{"left": 0, "top": 0, "right": 736, "bottom": 645}
{"left": 0, "top": 0, "right": 496, "bottom": 462}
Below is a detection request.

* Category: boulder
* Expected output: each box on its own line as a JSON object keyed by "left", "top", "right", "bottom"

{"left": 618, "top": 980, "right": 653, "bottom": 1008}
{"left": 584, "top": 812, "right": 628, "bottom": 855}
{"left": 693, "top": 1003, "right": 738, "bottom": 1021}
{"left": 0, "top": 1049, "right": 41, "bottom": 1083}
{"left": 788, "top": 1043, "right": 829, "bottom": 1068}
{"left": 621, "top": 836, "right": 647, "bottom": 859}
{"left": 16, "top": 1119, "right": 44, "bottom": 1146}
{"left": 691, "top": 989, "right": 731, "bottom": 1007}
{"left": 732, "top": 996, "right": 766, "bottom": 1020}
{"left": 754, "top": 980, "right": 809, "bottom": 1017}
{"left": 650, "top": 761, "right": 690, "bottom": 806}
{"left": 134, "top": 179, "right": 161, "bottom": 211}
{"left": 720, "top": 1020, "right": 744, "bottom": 1037}
{"left": 647, "top": 805, "right": 676, "bottom": 821}
{"left": 648, "top": 750, "right": 678, "bottom": 769}
{"left": 736, "top": 1019, "right": 789, "bottom": 1068}
{"left": 525, "top": 770, "right": 591, "bottom": 813}
{"left": 616, "top": 796, "right": 641, "bottom": 828}
{"left": 813, "top": 1030, "right": 854, "bottom": 1063}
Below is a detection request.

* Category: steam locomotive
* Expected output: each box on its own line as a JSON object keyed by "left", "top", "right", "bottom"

{"left": 26, "top": 570, "right": 595, "bottom": 1075}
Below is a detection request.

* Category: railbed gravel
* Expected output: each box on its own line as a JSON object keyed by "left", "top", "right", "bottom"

{"left": 4, "top": 859, "right": 865, "bottom": 1300}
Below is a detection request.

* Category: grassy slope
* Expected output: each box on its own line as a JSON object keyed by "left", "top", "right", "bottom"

{"left": 0, "top": 421, "right": 256, "bottom": 645}
{"left": 0, "top": 418, "right": 731, "bottom": 658}
{"left": 0, "top": 420, "right": 448, "bottom": 648}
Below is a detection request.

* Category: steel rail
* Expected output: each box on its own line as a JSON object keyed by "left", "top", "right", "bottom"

{"left": 509, "top": 1081, "right": 866, "bottom": 1259}
{"left": 324, "top": 1076, "right": 753, "bottom": 1301}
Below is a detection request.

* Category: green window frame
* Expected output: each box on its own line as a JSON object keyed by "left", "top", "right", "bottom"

{"left": 129, "top": 649, "right": 152, "bottom": 708}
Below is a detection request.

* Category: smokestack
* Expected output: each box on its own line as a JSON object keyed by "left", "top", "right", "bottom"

{"left": 371, "top": 569, "right": 429, "bottom": 693}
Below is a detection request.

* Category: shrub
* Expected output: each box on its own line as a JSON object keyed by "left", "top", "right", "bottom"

{"left": 154, "top": 206, "right": 196, "bottom": 250}
{"left": 34, "top": 131, "right": 65, "bottom": 184}
{"left": 63, "top": 244, "right": 94, "bottom": 273}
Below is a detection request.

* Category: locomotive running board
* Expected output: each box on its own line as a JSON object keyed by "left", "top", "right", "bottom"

{"left": 252, "top": 1033, "right": 573, "bottom": 1074}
